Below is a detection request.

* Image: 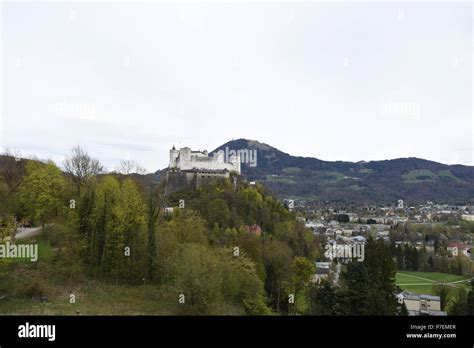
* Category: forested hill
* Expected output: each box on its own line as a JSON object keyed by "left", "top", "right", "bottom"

{"left": 212, "top": 139, "right": 474, "bottom": 205}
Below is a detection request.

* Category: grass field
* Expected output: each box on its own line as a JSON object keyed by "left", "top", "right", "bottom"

{"left": 0, "top": 235, "right": 180, "bottom": 315}
{"left": 0, "top": 282, "right": 178, "bottom": 315}
{"left": 396, "top": 271, "right": 471, "bottom": 296}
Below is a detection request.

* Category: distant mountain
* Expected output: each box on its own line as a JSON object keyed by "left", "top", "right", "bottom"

{"left": 211, "top": 139, "right": 474, "bottom": 205}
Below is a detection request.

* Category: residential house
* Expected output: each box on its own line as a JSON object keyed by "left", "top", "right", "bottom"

{"left": 245, "top": 224, "right": 262, "bottom": 237}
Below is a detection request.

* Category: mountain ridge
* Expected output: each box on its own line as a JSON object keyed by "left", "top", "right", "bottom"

{"left": 214, "top": 138, "right": 461, "bottom": 167}
{"left": 211, "top": 138, "right": 474, "bottom": 205}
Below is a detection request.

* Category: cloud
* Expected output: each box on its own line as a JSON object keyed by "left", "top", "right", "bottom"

{"left": 1, "top": 2, "right": 472, "bottom": 171}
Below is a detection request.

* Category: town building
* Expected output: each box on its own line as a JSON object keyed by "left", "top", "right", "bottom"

{"left": 462, "top": 214, "right": 474, "bottom": 222}
{"left": 245, "top": 224, "right": 262, "bottom": 237}
{"left": 397, "top": 291, "right": 447, "bottom": 316}
{"left": 312, "top": 262, "right": 331, "bottom": 284}
{"left": 447, "top": 243, "right": 466, "bottom": 257}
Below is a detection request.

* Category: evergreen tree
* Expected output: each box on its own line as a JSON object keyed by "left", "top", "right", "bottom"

{"left": 309, "top": 282, "right": 339, "bottom": 315}
{"left": 340, "top": 261, "right": 370, "bottom": 315}
{"left": 466, "top": 280, "right": 474, "bottom": 315}
{"left": 364, "top": 237, "right": 398, "bottom": 315}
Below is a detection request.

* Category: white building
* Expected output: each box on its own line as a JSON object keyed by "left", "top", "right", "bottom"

{"left": 397, "top": 292, "right": 446, "bottom": 316}
{"left": 169, "top": 146, "right": 241, "bottom": 174}
{"left": 462, "top": 214, "right": 474, "bottom": 222}
{"left": 164, "top": 146, "right": 242, "bottom": 195}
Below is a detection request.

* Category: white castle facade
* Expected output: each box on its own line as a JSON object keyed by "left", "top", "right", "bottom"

{"left": 164, "top": 146, "right": 241, "bottom": 195}
{"left": 169, "top": 146, "right": 241, "bottom": 174}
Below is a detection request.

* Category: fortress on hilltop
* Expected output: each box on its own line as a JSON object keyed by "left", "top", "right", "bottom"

{"left": 164, "top": 146, "right": 241, "bottom": 195}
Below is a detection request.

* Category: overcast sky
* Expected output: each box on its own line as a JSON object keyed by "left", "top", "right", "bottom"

{"left": 1, "top": 1, "right": 472, "bottom": 172}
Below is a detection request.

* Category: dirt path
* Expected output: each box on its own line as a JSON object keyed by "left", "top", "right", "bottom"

{"left": 15, "top": 227, "right": 42, "bottom": 240}
{"left": 397, "top": 273, "right": 435, "bottom": 283}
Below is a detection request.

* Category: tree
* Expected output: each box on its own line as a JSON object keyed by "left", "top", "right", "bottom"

{"left": 427, "top": 256, "right": 435, "bottom": 271}
{"left": 117, "top": 160, "right": 146, "bottom": 175}
{"left": 449, "top": 255, "right": 472, "bottom": 276}
{"left": 113, "top": 178, "right": 148, "bottom": 282}
{"left": 165, "top": 209, "right": 208, "bottom": 245}
{"left": 0, "top": 214, "right": 16, "bottom": 242}
{"left": 399, "top": 301, "right": 409, "bottom": 316}
{"left": 85, "top": 175, "right": 120, "bottom": 273}
{"left": 206, "top": 198, "right": 230, "bottom": 228}
{"left": 467, "top": 280, "right": 474, "bottom": 315}
{"left": 146, "top": 191, "right": 159, "bottom": 281}
{"left": 63, "top": 146, "right": 103, "bottom": 192}
{"left": 19, "top": 161, "right": 66, "bottom": 228}
{"left": 218, "top": 248, "right": 271, "bottom": 315}
{"left": 289, "top": 256, "right": 315, "bottom": 313}
{"left": 336, "top": 214, "right": 350, "bottom": 223}
{"left": 395, "top": 245, "right": 405, "bottom": 269}
{"left": 310, "top": 282, "right": 339, "bottom": 315}
{"left": 170, "top": 243, "right": 225, "bottom": 315}
{"left": 340, "top": 261, "right": 370, "bottom": 315}
{"left": 432, "top": 283, "right": 450, "bottom": 311}
{"left": 262, "top": 238, "right": 294, "bottom": 312}
{"left": 96, "top": 176, "right": 147, "bottom": 283}
{"left": 449, "top": 287, "right": 468, "bottom": 315}
{"left": 0, "top": 148, "right": 25, "bottom": 193}
{"left": 364, "top": 237, "right": 398, "bottom": 315}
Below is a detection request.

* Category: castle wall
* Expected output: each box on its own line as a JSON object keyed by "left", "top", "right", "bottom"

{"left": 195, "top": 170, "right": 230, "bottom": 188}
{"left": 165, "top": 169, "right": 232, "bottom": 195}
{"left": 170, "top": 146, "right": 240, "bottom": 174}
{"left": 165, "top": 146, "right": 241, "bottom": 195}
{"left": 165, "top": 171, "right": 196, "bottom": 195}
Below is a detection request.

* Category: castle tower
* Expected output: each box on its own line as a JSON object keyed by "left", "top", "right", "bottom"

{"left": 229, "top": 153, "right": 241, "bottom": 174}
{"left": 178, "top": 147, "right": 192, "bottom": 170}
{"left": 169, "top": 146, "right": 179, "bottom": 168}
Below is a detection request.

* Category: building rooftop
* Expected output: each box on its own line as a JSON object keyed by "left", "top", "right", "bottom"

{"left": 400, "top": 291, "right": 440, "bottom": 302}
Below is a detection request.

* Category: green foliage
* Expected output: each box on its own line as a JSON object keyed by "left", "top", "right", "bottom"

{"left": 309, "top": 281, "right": 339, "bottom": 315}
{"left": 0, "top": 214, "right": 16, "bottom": 241}
{"left": 205, "top": 198, "right": 230, "bottom": 228}
{"left": 168, "top": 244, "right": 270, "bottom": 315}
{"left": 262, "top": 238, "right": 294, "bottom": 311}
{"left": 5, "top": 152, "right": 429, "bottom": 316}
{"left": 432, "top": 282, "right": 450, "bottom": 310}
{"left": 467, "top": 281, "right": 474, "bottom": 315}
{"left": 449, "top": 287, "right": 469, "bottom": 315}
{"left": 340, "top": 262, "right": 371, "bottom": 315}
{"left": 19, "top": 161, "right": 66, "bottom": 227}
{"left": 364, "top": 237, "right": 398, "bottom": 315}
{"left": 290, "top": 256, "right": 315, "bottom": 293}
{"left": 218, "top": 248, "right": 271, "bottom": 315}
{"left": 164, "top": 210, "right": 208, "bottom": 245}
{"left": 399, "top": 302, "right": 409, "bottom": 316}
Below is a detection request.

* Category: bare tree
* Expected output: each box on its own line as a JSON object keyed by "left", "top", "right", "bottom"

{"left": 117, "top": 160, "right": 146, "bottom": 175}
{"left": 63, "top": 146, "right": 103, "bottom": 191}
{"left": 0, "top": 148, "right": 25, "bottom": 193}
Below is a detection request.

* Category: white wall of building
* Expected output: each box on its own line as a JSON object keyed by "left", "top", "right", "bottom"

{"left": 169, "top": 147, "right": 240, "bottom": 174}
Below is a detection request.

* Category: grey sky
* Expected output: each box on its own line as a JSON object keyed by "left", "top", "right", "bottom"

{"left": 1, "top": 1, "right": 472, "bottom": 172}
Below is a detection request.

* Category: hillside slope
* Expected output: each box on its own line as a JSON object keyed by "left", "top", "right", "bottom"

{"left": 212, "top": 139, "right": 474, "bottom": 205}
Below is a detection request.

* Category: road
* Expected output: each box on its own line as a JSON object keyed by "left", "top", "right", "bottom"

{"left": 15, "top": 227, "right": 42, "bottom": 240}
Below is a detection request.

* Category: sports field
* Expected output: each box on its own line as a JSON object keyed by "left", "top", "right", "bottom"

{"left": 396, "top": 271, "right": 471, "bottom": 295}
